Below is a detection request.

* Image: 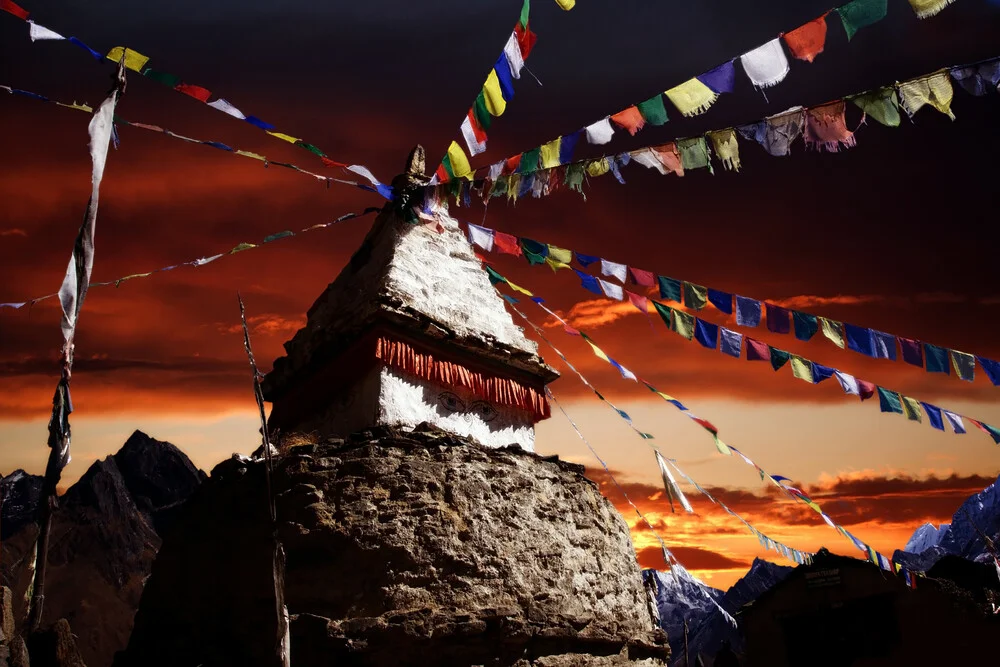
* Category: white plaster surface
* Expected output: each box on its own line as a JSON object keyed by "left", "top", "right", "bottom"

{"left": 377, "top": 367, "right": 536, "bottom": 452}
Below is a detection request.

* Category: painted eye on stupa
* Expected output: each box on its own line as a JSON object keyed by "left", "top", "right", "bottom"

{"left": 469, "top": 401, "right": 498, "bottom": 422}
{"left": 438, "top": 392, "right": 466, "bottom": 413}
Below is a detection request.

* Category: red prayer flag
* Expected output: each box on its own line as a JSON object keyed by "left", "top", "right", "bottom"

{"left": 1, "top": 0, "right": 30, "bottom": 20}
{"left": 493, "top": 232, "right": 522, "bottom": 257}
{"left": 321, "top": 157, "right": 347, "bottom": 168}
{"left": 434, "top": 163, "right": 449, "bottom": 183}
{"left": 514, "top": 22, "right": 537, "bottom": 59}
{"left": 782, "top": 14, "right": 828, "bottom": 63}
{"left": 858, "top": 379, "right": 876, "bottom": 401}
{"left": 690, "top": 416, "right": 718, "bottom": 435}
{"left": 626, "top": 290, "right": 648, "bottom": 314}
{"left": 610, "top": 106, "right": 646, "bottom": 136}
{"left": 503, "top": 154, "right": 522, "bottom": 175}
{"left": 467, "top": 109, "right": 488, "bottom": 143}
{"left": 629, "top": 267, "right": 655, "bottom": 287}
{"left": 175, "top": 83, "right": 212, "bottom": 102}
{"left": 746, "top": 337, "right": 769, "bottom": 361}
{"left": 564, "top": 324, "right": 581, "bottom": 336}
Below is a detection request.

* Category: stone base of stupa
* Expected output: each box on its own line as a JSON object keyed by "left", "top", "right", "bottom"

{"left": 116, "top": 425, "right": 669, "bottom": 667}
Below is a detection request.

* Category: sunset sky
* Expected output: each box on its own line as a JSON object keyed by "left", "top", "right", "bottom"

{"left": 2, "top": 1, "right": 1000, "bottom": 589}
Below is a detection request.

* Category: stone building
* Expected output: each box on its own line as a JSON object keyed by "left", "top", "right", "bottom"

{"left": 117, "top": 149, "right": 669, "bottom": 666}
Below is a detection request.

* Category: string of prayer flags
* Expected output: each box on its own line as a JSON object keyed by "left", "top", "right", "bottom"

{"left": 836, "top": 0, "right": 888, "bottom": 41}
{"left": 0, "top": 84, "right": 388, "bottom": 198}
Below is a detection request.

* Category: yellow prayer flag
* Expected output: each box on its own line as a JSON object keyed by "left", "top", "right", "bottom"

{"left": 547, "top": 245, "right": 572, "bottom": 264}
{"left": 540, "top": 137, "right": 563, "bottom": 169}
{"left": 708, "top": 129, "right": 740, "bottom": 171}
{"left": 545, "top": 257, "right": 571, "bottom": 272}
{"left": 898, "top": 70, "right": 955, "bottom": 120}
{"left": 106, "top": 46, "right": 150, "bottom": 72}
{"left": 483, "top": 70, "right": 507, "bottom": 116}
{"left": 664, "top": 78, "right": 718, "bottom": 117}
{"left": 586, "top": 340, "right": 611, "bottom": 363}
{"left": 555, "top": 0, "right": 576, "bottom": 9}
{"left": 902, "top": 396, "right": 923, "bottom": 422}
{"left": 56, "top": 101, "right": 93, "bottom": 113}
{"left": 266, "top": 131, "right": 302, "bottom": 144}
{"left": 656, "top": 391, "right": 676, "bottom": 403}
{"left": 672, "top": 309, "right": 695, "bottom": 340}
{"left": 907, "top": 0, "right": 954, "bottom": 19}
{"left": 805, "top": 500, "right": 823, "bottom": 514}
{"left": 790, "top": 355, "right": 814, "bottom": 383}
{"left": 236, "top": 150, "right": 267, "bottom": 161}
{"left": 446, "top": 141, "right": 473, "bottom": 179}
{"left": 230, "top": 242, "right": 257, "bottom": 254}
{"left": 714, "top": 436, "right": 733, "bottom": 456}
{"left": 819, "top": 317, "right": 845, "bottom": 349}
{"left": 507, "top": 281, "right": 533, "bottom": 296}
{"left": 586, "top": 158, "right": 610, "bottom": 177}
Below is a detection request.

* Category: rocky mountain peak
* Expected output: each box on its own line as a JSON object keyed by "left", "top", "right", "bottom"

{"left": 0, "top": 468, "right": 43, "bottom": 540}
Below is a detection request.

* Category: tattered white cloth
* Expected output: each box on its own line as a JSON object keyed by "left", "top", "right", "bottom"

{"left": 740, "top": 39, "right": 790, "bottom": 88}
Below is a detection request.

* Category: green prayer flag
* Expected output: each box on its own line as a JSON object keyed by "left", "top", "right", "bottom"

{"left": 677, "top": 137, "right": 713, "bottom": 173}
{"left": 230, "top": 242, "right": 256, "bottom": 254}
{"left": 519, "top": 147, "right": 541, "bottom": 173}
{"left": 877, "top": 386, "right": 903, "bottom": 414}
{"left": 652, "top": 300, "right": 673, "bottom": 328}
{"left": 263, "top": 231, "right": 294, "bottom": 243}
{"left": 491, "top": 175, "right": 510, "bottom": 198}
{"left": 565, "top": 163, "right": 585, "bottom": 196}
{"left": 951, "top": 350, "right": 975, "bottom": 381}
{"left": 473, "top": 91, "right": 493, "bottom": 131}
{"left": 441, "top": 154, "right": 456, "bottom": 180}
{"left": 769, "top": 347, "right": 790, "bottom": 371}
{"left": 683, "top": 282, "right": 708, "bottom": 310}
{"left": 295, "top": 141, "right": 326, "bottom": 157}
{"left": 636, "top": 94, "right": 669, "bottom": 126}
{"left": 658, "top": 276, "right": 682, "bottom": 303}
{"left": 519, "top": 0, "right": 531, "bottom": 29}
{"left": 142, "top": 67, "right": 180, "bottom": 87}
{"left": 673, "top": 309, "right": 695, "bottom": 340}
{"left": 836, "top": 0, "right": 888, "bottom": 41}
{"left": 485, "top": 266, "right": 506, "bottom": 285}
{"left": 850, "top": 87, "right": 901, "bottom": 127}
{"left": 793, "top": 312, "right": 818, "bottom": 341}
{"left": 980, "top": 422, "right": 1000, "bottom": 444}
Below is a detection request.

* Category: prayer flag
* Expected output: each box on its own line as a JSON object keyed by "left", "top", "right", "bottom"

{"left": 665, "top": 79, "right": 718, "bottom": 117}
{"left": 554, "top": 0, "right": 576, "bottom": 9}
{"left": 708, "top": 129, "right": 741, "bottom": 171}
{"left": 519, "top": 0, "right": 530, "bottom": 29}
{"left": 736, "top": 296, "right": 762, "bottom": 327}
{"left": 850, "top": 87, "right": 901, "bottom": 127}
{"left": 547, "top": 245, "right": 572, "bottom": 264}
{"left": 630, "top": 267, "right": 655, "bottom": 287}
{"left": 631, "top": 149, "right": 668, "bottom": 175}
{"left": 493, "top": 232, "right": 521, "bottom": 257}
{"left": 627, "top": 291, "right": 648, "bottom": 314}
{"left": 1, "top": 0, "right": 29, "bottom": 19}
{"left": 845, "top": 324, "right": 876, "bottom": 357}
{"left": 503, "top": 32, "right": 525, "bottom": 79}
{"left": 176, "top": 83, "right": 212, "bottom": 102}
{"left": 791, "top": 356, "right": 814, "bottom": 383}
{"left": 445, "top": 141, "right": 473, "bottom": 179}
{"left": 944, "top": 410, "right": 966, "bottom": 434}
{"left": 651, "top": 144, "right": 685, "bottom": 176}
{"left": 514, "top": 20, "right": 537, "bottom": 59}
{"left": 783, "top": 14, "right": 828, "bottom": 63}
{"left": 106, "top": 46, "right": 150, "bottom": 72}
{"left": 819, "top": 317, "right": 845, "bottom": 348}
{"left": 519, "top": 147, "right": 541, "bottom": 173}
{"left": 872, "top": 330, "right": 897, "bottom": 360}
{"left": 601, "top": 260, "right": 627, "bottom": 283}
{"left": 656, "top": 452, "right": 694, "bottom": 513}
{"left": 472, "top": 91, "right": 493, "bottom": 132}
{"left": 907, "top": 0, "right": 955, "bottom": 19}
{"left": 576, "top": 253, "right": 599, "bottom": 267}
{"left": 899, "top": 71, "right": 955, "bottom": 120}
{"left": 925, "top": 343, "right": 950, "bottom": 374}
{"left": 586, "top": 159, "right": 610, "bottom": 177}
{"left": 558, "top": 132, "right": 581, "bottom": 165}
{"left": 951, "top": 350, "right": 975, "bottom": 381}
{"left": 539, "top": 137, "right": 563, "bottom": 169}
{"left": 245, "top": 116, "right": 276, "bottom": 131}
{"left": 695, "top": 319, "right": 719, "bottom": 349}
{"left": 721, "top": 328, "right": 743, "bottom": 358}
{"left": 461, "top": 112, "right": 488, "bottom": 156}
{"left": 493, "top": 54, "right": 516, "bottom": 102}
{"left": 922, "top": 402, "right": 945, "bottom": 430}
{"left": 973, "top": 420, "right": 1000, "bottom": 444}
{"left": 599, "top": 279, "right": 623, "bottom": 300}
{"left": 483, "top": 70, "right": 507, "bottom": 116}
{"left": 575, "top": 270, "right": 602, "bottom": 296}
{"left": 28, "top": 21, "right": 64, "bottom": 41}
{"left": 69, "top": 37, "right": 103, "bottom": 61}
{"left": 793, "top": 312, "right": 818, "bottom": 341}
{"left": 836, "top": 0, "right": 888, "bottom": 40}
{"left": 746, "top": 337, "right": 770, "bottom": 362}
{"left": 805, "top": 101, "right": 856, "bottom": 152}
{"left": 708, "top": 289, "right": 733, "bottom": 314}
{"left": 545, "top": 256, "right": 570, "bottom": 272}
{"left": 684, "top": 283, "right": 708, "bottom": 311}
{"left": 899, "top": 337, "right": 923, "bottom": 367}
{"left": 902, "top": 396, "right": 923, "bottom": 422}
{"left": 653, "top": 300, "right": 673, "bottom": 328}
{"left": 207, "top": 98, "right": 246, "bottom": 120}
{"left": 812, "top": 362, "right": 835, "bottom": 383}
{"left": 673, "top": 310, "right": 695, "bottom": 340}
{"left": 978, "top": 356, "right": 1000, "bottom": 386}
{"left": 521, "top": 238, "right": 548, "bottom": 264}
{"left": 740, "top": 39, "right": 790, "bottom": 88}
{"left": 877, "top": 387, "right": 903, "bottom": 414}
{"left": 770, "top": 347, "right": 790, "bottom": 371}
{"left": 766, "top": 303, "right": 791, "bottom": 334}
{"left": 697, "top": 61, "right": 736, "bottom": 94}
{"left": 611, "top": 107, "right": 646, "bottom": 136}
{"left": 658, "top": 277, "right": 682, "bottom": 303}
{"left": 585, "top": 118, "right": 615, "bottom": 145}
{"left": 858, "top": 380, "right": 876, "bottom": 401}
{"left": 950, "top": 62, "right": 1000, "bottom": 97}
{"left": 637, "top": 94, "right": 670, "bottom": 126}
{"left": 677, "top": 137, "right": 712, "bottom": 172}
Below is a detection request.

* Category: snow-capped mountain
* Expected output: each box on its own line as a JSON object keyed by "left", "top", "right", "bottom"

{"left": 644, "top": 558, "right": 793, "bottom": 665}
{"left": 904, "top": 522, "right": 949, "bottom": 554}
{"left": 894, "top": 474, "right": 1000, "bottom": 572}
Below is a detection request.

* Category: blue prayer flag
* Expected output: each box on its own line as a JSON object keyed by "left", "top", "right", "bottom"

{"left": 720, "top": 327, "right": 742, "bottom": 358}
{"left": 245, "top": 116, "right": 276, "bottom": 131}
{"left": 575, "top": 270, "right": 602, "bottom": 296}
{"left": 658, "top": 276, "right": 682, "bottom": 303}
{"left": 872, "top": 330, "right": 898, "bottom": 361}
{"left": 736, "top": 296, "right": 762, "bottom": 327}
{"left": 977, "top": 356, "right": 1000, "bottom": 386}
{"left": 493, "top": 55, "right": 516, "bottom": 102}
{"left": 811, "top": 362, "right": 835, "bottom": 383}
{"left": 697, "top": 61, "right": 736, "bottom": 94}
{"left": 69, "top": 37, "right": 103, "bottom": 61}
{"left": 608, "top": 155, "right": 627, "bottom": 184}
{"left": 845, "top": 324, "right": 876, "bottom": 358}
{"left": 575, "top": 253, "right": 599, "bottom": 267}
{"left": 12, "top": 89, "right": 48, "bottom": 102}
{"left": 203, "top": 141, "right": 234, "bottom": 152}
{"left": 766, "top": 304, "right": 791, "bottom": 334}
{"left": 921, "top": 402, "right": 944, "bottom": 431}
{"left": 695, "top": 319, "right": 719, "bottom": 349}
{"left": 924, "top": 343, "right": 950, "bottom": 374}
{"left": 559, "top": 131, "right": 581, "bottom": 164}
{"left": 708, "top": 288, "right": 733, "bottom": 314}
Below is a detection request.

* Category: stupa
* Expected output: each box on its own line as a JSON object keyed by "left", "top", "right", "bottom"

{"left": 262, "top": 146, "right": 558, "bottom": 451}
